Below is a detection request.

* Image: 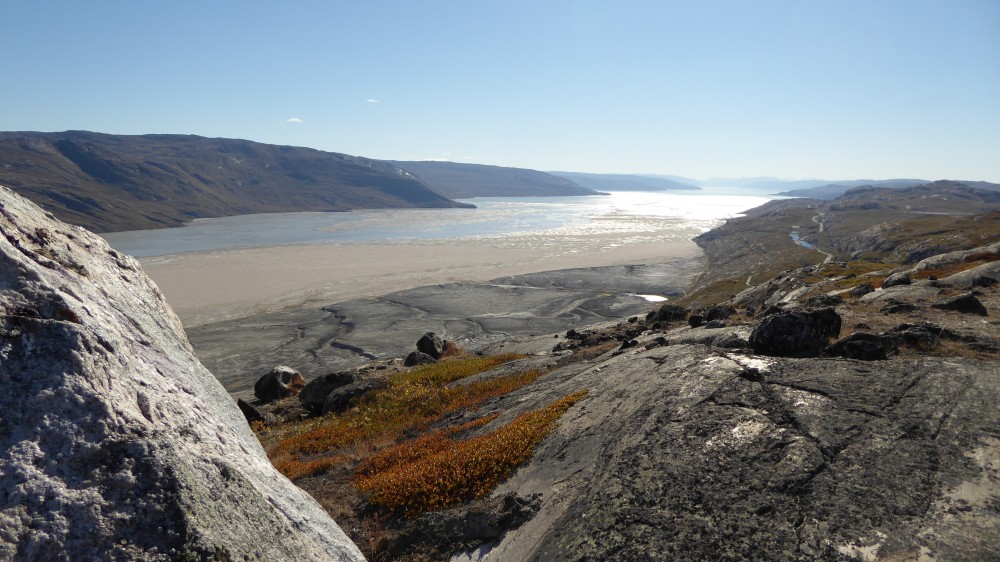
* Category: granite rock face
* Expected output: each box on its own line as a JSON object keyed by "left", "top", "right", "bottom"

{"left": 469, "top": 343, "right": 1000, "bottom": 561}
{"left": 0, "top": 186, "right": 364, "bottom": 561}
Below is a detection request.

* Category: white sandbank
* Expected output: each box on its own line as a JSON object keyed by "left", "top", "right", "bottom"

{"left": 141, "top": 236, "right": 703, "bottom": 327}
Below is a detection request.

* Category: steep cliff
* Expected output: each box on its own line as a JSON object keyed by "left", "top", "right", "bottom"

{"left": 0, "top": 185, "right": 364, "bottom": 560}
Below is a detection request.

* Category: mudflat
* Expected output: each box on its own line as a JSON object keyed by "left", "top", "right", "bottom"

{"left": 142, "top": 237, "right": 704, "bottom": 328}
{"left": 136, "top": 236, "right": 704, "bottom": 397}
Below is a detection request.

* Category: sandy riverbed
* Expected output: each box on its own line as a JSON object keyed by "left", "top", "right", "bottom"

{"left": 142, "top": 235, "right": 703, "bottom": 327}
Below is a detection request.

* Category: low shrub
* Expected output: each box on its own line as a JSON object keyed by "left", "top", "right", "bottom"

{"left": 354, "top": 389, "right": 588, "bottom": 517}
{"left": 265, "top": 354, "right": 540, "bottom": 479}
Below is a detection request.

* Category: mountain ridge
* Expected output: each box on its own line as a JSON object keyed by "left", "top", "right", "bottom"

{"left": 0, "top": 131, "right": 472, "bottom": 232}
{"left": 547, "top": 171, "right": 700, "bottom": 192}
{"left": 391, "top": 160, "right": 603, "bottom": 198}
{"left": 776, "top": 178, "right": 1000, "bottom": 199}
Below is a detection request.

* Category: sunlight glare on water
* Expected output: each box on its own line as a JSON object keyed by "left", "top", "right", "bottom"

{"left": 101, "top": 190, "right": 774, "bottom": 258}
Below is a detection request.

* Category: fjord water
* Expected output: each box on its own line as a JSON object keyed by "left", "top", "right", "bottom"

{"left": 102, "top": 190, "right": 774, "bottom": 258}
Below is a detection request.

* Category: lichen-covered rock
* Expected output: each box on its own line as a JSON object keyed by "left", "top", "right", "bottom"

{"left": 0, "top": 186, "right": 364, "bottom": 561}
{"left": 470, "top": 344, "right": 1000, "bottom": 561}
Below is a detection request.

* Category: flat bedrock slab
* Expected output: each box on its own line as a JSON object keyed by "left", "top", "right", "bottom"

{"left": 461, "top": 344, "right": 1000, "bottom": 561}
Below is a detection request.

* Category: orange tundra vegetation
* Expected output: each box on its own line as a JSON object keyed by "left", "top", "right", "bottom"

{"left": 354, "top": 389, "right": 589, "bottom": 517}
{"left": 264, "top": 354, "right": 545, "bottom": 479}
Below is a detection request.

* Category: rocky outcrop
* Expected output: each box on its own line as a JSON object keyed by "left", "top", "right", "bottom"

{"left": 910, "top": 242, "right": 1000, "bottom": 273}
{"left": 940, "top": 260, "right": 1000, "bottom": 289}
{"left": 748, "top": 308, "right": 842, "bottom": 357}
{"left": 860, "top": 283, "right": 940, "bottom": 304}
{"left": 466, "top": 343, "right": 1000, "bottom": 561}
{"left": 0, "top": 186, "right": 363, "bottom": 561}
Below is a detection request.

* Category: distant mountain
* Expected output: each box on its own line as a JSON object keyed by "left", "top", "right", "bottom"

{"left": 547, "top": 172, "right": 700, "bottom": 192}
{"left": 954, "top": 180, "right": 1000, "bottom": 192}
{"left": 0, "top": 131, "right": 471, "bottom": 232}
{"left": 777, "top": 179, "right": 1000, "bottom": 199}
{"left": 699, "top": 177, "right": 925, "bottom": 192}
{"left": 701, "top": 176, "right": 789, "bottom": 187}
{"left": 390, "top": 161, "right": 602, "bottom": 199}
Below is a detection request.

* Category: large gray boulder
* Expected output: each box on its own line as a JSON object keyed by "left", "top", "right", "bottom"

{"left": 931, "top": 292, "right": 989, "bottom": 316}
{"left": 881, "top": 270, "right": 911, "bottom": 288}
{"left": 748, "top": 308, "right": 842, "bottom": 357}
{"left": 298, "top": 371, "right": 358, "bottom": 416}
{"left": 254, "top": 364, "right": 306, "bottom": 403}
{"left": 417, "top": 331, "right": 446, "bottom": 359}
{"left": 0, "top": 186, "right": 364, "bottom": 561}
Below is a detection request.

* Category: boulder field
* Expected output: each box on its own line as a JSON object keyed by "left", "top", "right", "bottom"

{"left": 0, "top": 186, "right": 364, "bottom": 561}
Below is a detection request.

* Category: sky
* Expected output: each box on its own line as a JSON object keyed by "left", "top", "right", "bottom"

{"left": 4, "top": 1, "right": 999, "bottom": 182}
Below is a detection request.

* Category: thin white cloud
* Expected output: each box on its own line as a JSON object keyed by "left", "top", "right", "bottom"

{"left": 366, "top": 98, "right": 380, "bottom": 104}
{"left": 286, "top": 117, "right": 304, "bottom": 123}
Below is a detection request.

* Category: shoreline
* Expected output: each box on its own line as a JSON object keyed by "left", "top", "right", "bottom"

{"left": 141, "top": 236, "right": 705, "bottom": 328}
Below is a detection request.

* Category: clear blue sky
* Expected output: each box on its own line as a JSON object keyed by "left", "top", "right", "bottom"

{"left": 4, "top": 1, "right": 999, "bottom": 181}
